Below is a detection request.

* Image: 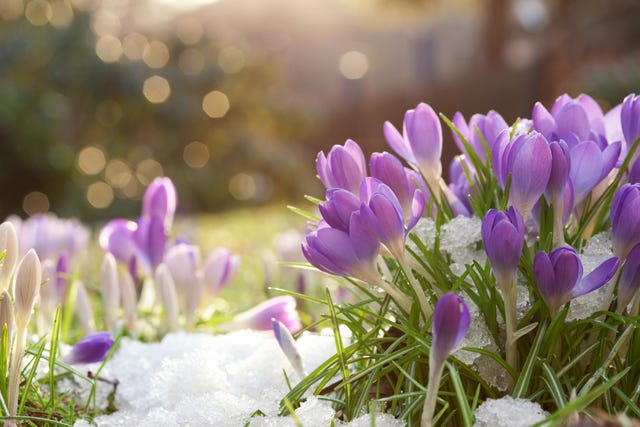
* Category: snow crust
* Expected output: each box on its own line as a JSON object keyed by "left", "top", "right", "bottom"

{"left": 72, "top": 331, "right": 404, "bottom": 427}
{"left": 473, "top": 395, "right": 549, "bottom": 427}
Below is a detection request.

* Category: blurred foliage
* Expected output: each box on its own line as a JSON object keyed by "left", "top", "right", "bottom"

{"left": 0, "top": 3, "right": 313, "bottom": 221}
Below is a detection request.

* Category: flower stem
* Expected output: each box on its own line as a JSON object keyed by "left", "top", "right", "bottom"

{"left": 500, "top": 278, "right": 518, "bottom": 370}
{"left": 6, "top": 322, "right": 28, "bottom": 426}
{"left": 399, "top": 256, "right": 432, "bottom": 320}
{"left": 372, "top": 276, "right": 412, "bottom": 314}
{"left": 421, "top": 357, "right": 444, "bottom": 427}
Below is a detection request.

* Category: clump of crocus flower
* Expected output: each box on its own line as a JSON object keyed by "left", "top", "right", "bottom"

{"left": 290, "top": 92, "right": 640, "bottom": 426}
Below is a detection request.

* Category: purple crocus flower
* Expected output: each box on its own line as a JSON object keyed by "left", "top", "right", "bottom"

{"left": 302, "top": 218, "right": 381, "bottom": 284}
{"left": 451, "top": 110, "right": 508, "bottom": 163}
{"left": 164, "top": 243, "right": 203, "bottom": 323}
{"left": 534, "top": 246, "right": 618, "bottom": 315}
{"left": 422, "top": 293, "right": 470, "bottom": 426}
{"left": 359, "top": 178, "right": 424, "bottom": 259}
{"left": 202, "top": 248, "right": 239, "bottom": 297}
{"left": 617, "top": 243, "right": 640, "bottom": 312}
{"left": 622, "top": 93, "right": 640, "bottom": 150}
{"left": 318, "top": 188, "right": 361, "bottom": 232}
{"left": 569, "top": 139, "right": 621, "bottom": 206}
{"left": 370, "top": 152, "right": 420, "bottom": 219}
{"left": 533, "top": 94, "right": 605, "bottom": 143}
{"left": 272, "top": 318, "right": 306, "bottom": 378}
{"left": 227, "top": 296, "right": 301, "bottom": 333}
{"left": 99, "top": 214, "right": 168, "bottom": 276}
{"left": 383, "top": 102, "right": 443, "bottom": 189}
{"left": 610, "top": 183, "right": 640, "bottom": 260}
{"left": 431, "top": 293, "right": 470, "bottom": 365}
{"left": 496, "top": 132, "right": 552, "bottom": 219}
{"left": 63, "top": 331, "right": 114, "bottom": 365}
{"left": 316, "top": 139, "right": 367, "bottom": 195}
{"left": 142, "top": 177, "right": 177, "bottom": 230}
{"left": 481, "top": 207, "right": 525, "bottom": 286}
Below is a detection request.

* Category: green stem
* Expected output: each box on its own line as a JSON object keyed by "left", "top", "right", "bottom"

{"left": 372, "top": 276, "right": 412, "bottom": 314}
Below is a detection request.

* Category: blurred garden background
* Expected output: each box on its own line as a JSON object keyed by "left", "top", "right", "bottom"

{"left": 1, "top": 0, "right": 639, "bottom": 222}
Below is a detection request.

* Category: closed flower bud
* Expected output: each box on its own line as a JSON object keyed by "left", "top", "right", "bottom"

{"left": 100, "top": 253, "right": 120, "bottom": 332}
{"left": 0, "top": 221, "right": 19, "bottom": 292}
{"left": 223, "top": 296, "right": 301, "bottom": 333}
{"left": 142, "top": 177, "right": 177, "bottom": 230}
{"left": 272, "top": 318, "right": 306, "bottom": 378}
{"left": 13, "top": 249, "right": 41, "bottom": 326}
{"left": 75, "top": 281, "right": 96, "bottom": 335}
{"left": 481, "top": 207, "right": 525, "bottom": 287}
{"left": 610, "top": 183, "right": 640, "bottom": 259}
{"left": 63, "top": 331, "right": 114, "bottom": 365}
{"left": 120, "top": 271, "right": 138, "bottom": 332}
{"left": 0, "top": 289, "right": 13, "bottom": 345}
{"left": 155, "top": 264, "right": 180, "bottom": 332}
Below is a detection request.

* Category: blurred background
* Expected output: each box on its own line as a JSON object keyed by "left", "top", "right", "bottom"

{"left": 1, "top": 0, "right": 639, "bottom": 221}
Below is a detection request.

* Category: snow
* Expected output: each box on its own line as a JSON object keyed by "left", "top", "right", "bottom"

{"left": 71, "top": 330, "right": 404, "bottom": 427}
{"left": 473, "top": 395, "right": 549, "bottom": 427}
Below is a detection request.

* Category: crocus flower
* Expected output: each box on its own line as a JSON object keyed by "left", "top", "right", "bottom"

{"left": 142, "top": 177, "right": 177, "bottom": 230}
{"left": 370, "top": 152, "right": 420, "bottom": 219}
{"left": 481, "top": 207, "right": 525, "bottom": 287}
{"left": 622, "top": 93, "right": 640, "bottom": 150}
{"left": 223, "top": 296, "right": 302, "bottom": 333}
{"left": 318, "top": 188, "right": 361, "bottom": 232}
{"left": 451, "top": 110, "right": 508, "bottom": 163}
{"left": 359, "top": 178, "right": 424, "bottom": 260}
{"left": 64, "top": 332, "right": 114, "bottom": 365}
{"left": 610, "top": 183, "right": 640, "bottom": 259}
{"left": 202, "top": 248, "right": 239, "bottom": 297}
{"left": 302, "top": 218, "right": 381, "bottom": 284}
{"left": 569, "top": 139, "right": 621, "bottom": 206}
{"left": 272, "top": 318, "right": 306, "bottom": 378}
{"left": 0, "top": 221, "right": 18, "bottom": 292}
{"left": 13, "top": 249, "right": 41, "bottom": 326}
{"left": 316, "top": 139, "right": 367, "bottom": 195}
{"left": 532, "top": 94, "right": 606, "bottom": 143}
{"left": 534, "top": 246, "right": 619, "bottom": 315}
{"left": 7, "top": 213, "right": 90, "bottom": 263}
{"left": 100, "top": 253, "right": 120, "bottom": 333}
{"left": 156, "top": 263, "right": 180, "bottom": 332}
{"left": 422, "top": 293, "right": 470, "bottom": 427}
{"left": 164, "top": 243, "right": 203, "bottom": 326}
{"left": 496, "top": 132, "right": 552, "bottom": 219}
{"left": 383, "top": 103, "right": 443, "bottom": 195}
{"left": 617, "top": 243, "right": 640, "bottom": 312}
{"left": 0, "top": 289, "right": 12, "bottom": 348}
{"left": 75, "top": 281, "right": 96, "bottom": 335}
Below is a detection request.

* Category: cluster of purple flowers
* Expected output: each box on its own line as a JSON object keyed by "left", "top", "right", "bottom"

{"left": 302, "top": 93, "right": 640, "bottom": 374}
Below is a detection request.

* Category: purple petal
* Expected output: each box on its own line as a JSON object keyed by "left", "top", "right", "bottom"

{"left": 569, "top": 141, "right": 604, "bottom": 203}
{"left": 508, "top": 132, "right": 552, "bottom": 214}
{"left": 572, "top": 257, "right": 619, "bottom": 298}
{"left": 532, "top": 102, "right": 557, "bottom": 139}
{"left": 550, "top": 247, "right": 582, "bottom": 296}
{"left": 533, "top": 251, "right": 556, "bottom": 305}
{"left": 555, "top": 102, "right": 590, "bottom": 141}
{"left": 622, "top": 94, "right": 640, "bottom": 147}
{"left": 99, "top": 219, "right": 137, "bottom": 264}
{"left": 618, "top": 244, "right": 640, "bottom": 307}
{"left": 407, "top": 190, "right": 425, "bottom": 231}
{"left": 576, "top": 94, "right": 605, "bottom": 136}
{"left": 383, "top": 120, "right": 415, "bottom": 164}
{"left": 451, "top": 112, "right": 470, "bottom": 154}
{"left": 142, "top": 177, "right": 177, "bottom": 229}
{"left": 406, "top": 103, "right": 442, "bottom": 173}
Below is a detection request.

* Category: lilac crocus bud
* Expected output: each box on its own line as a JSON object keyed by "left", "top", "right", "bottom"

{"left": 318, "top": 189, "right": 361, "bottom": 232}
{"left": 164, "top": 243, "right": 203, "bottom": 328}
{"left": 75, "top": 281, "right": 96, "bottom": 335}
{"left": 63, "top": 331, "right": 114, "bottom": 365}
{"left": 621, "top": 93, "right": 640, "bottom": 150}
{"left": 534, "top": 246, "right": 618, "bottom": 315}
{"left": 225, "top": 296, "right": 301, "bottom": 333}
{"left": 0, "top": 289, "right": 13, "bottom": 346}
{"left": 272, "top": 318, "right": 306, "bottom": 378}
{"left": 302, "top": 219, "right": 381, "bottom": 284}
{"left": 202, "top": 248, "right": 239, "bottom": 297}
{"left": 569, "top": 139, "right": 621, "bottom": 206}
{"left": 120, "top": 271, "right": 138, "bottom": 332}
{"left": 13, "top": 249, "right": 41, "bottom": 326}
{"left": 610, "top": 184, "right": 640, "bottom": 260}
{"left": 101, "top": 253, "right": 120, "bottom": 333}
{"left": 451, "top": 111, "right": 508, "bottom": 162}
{"left": 0, "top": 221, "right": 18, "bottom": 292}
{"left": 546, "top": 141, "right": 571, "bottom": 205}
{"left": 370, "top": 152, "right": 418, "bottom": 219}
{"left": 133, "top": 214, "right": 167, "bottom": 274}
{"left": 617, "top": 243, "right": 640, "bottom": 312}
{"left": 99, "top": 219, "right": 138, "bottom": 267}
{"left": 422, "top": 293, "right": 470, "bottom": 426}
{"left": 481, "top": 207, "right": 525, "bottom": 286}
{"left": 156, "top": 264, "right": 180, "bottom": 332}
{"left": 316, "top": 139, "right": 367, "bottom": 195}
{"left": 501, "top": 132, "right": 552, "bottom": 219}
{"left": 142, "top": 177, "right": 177, "bottom": 230}
{"left": 384, "top": 103, "right": 443, "bottom": 191}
